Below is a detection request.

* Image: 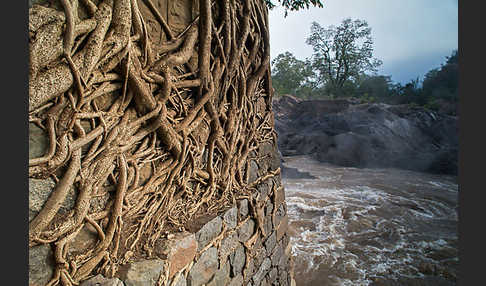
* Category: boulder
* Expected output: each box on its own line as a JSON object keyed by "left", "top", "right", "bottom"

{"left": 274, "top": 99, "right": 458, "bottom": 175}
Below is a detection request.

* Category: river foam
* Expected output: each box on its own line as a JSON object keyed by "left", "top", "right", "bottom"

{"left": 282, "top": 155, "right": 458, "bottom": 286}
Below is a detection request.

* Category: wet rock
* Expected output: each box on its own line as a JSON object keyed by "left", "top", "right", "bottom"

{"left": 118, "top": 259, "right": 166, "bottom": 286}
{"left": 188, "top": 247, "right": 218, "bottom": 286}
{"left": 195, "top": 216, "right": 222, "bottom": 251}
{"left": 280, "top": 165, "right": 317, "bottom": 179}
{"left": 418, "top": 262, "right": 437, "bottom": 275}
{"left": 80, "top": 274, "right": 124, "bottom": 286}
{"left": 155, "top": 232, "right": 197, "bottom": 279}
{"left": 29, "top": 244, "right": 55, "bottom": 286}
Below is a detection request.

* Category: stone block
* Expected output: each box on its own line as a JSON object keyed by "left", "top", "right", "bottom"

{"left": 29, "top": 244, "right": 55, "bottom": 286}
{"left": 29, "top": 123, "right": 48, "bottom": 159}
{"left": 155, "top": 232, "right": 197, "bottom": 279}
{"left": 243, "top": 258, "right": 255, "bottom": 284}
{"left": 273, "top": 187, "right": 285, "bottom": 211}
{"left": 276, "top": 216, "right": 288, "bottom": 241}
{"left": 172, "top": 273, "right": 187, "bottom": 286}
{"left": 118, "top": 259, "right": 166, "bottom": 286}
{"left": 248, "top": 160, "right": 259, "bottom": 184}
{"left": 264, "top": 231, "right": 277, "bottom": 254}
{"left": 252, "top": 258, "right": 271, "bottom": 286}
{"left": 196, "top": 216, "right": 222, "bottom": 251}
{"left": 219, "top": 233, "right": 238, "bottom": 265}
{"left": 238, "top": 219, "right": 255, "bottom": 243}
{"left": 80, "top": 274, "right": 124, "bottom": 286}
{"left": 229, "top": 243, "right": 245, "bottom": 277}
{"left": 265, "top": 201, "right": 274, "bottom": 217}
{"left": 237, "top": 199, "right": 249, "bottom": 220}
{"left": 68, "top": 224, "right": 99, "bottom": 256}
{"left": 228, "top": 274, "right": 243, "bottom": 286}
{"left": 188, "top": 247, "right": 218, "bottom": 286}
{"left": 207, "top": 259, "right": 230, "bottom": 286}
{"left": 263, "top": 214, "right": 273, "bottom": 238}
{"left": 223, "top": 206, "right": 238, "bottom": 229}
{"left": 270, "top": 245, "right": 283, "bottom": 267}
{"left": 267, "top": 267, "right": 278, "bottom": 284}
{"left": 29, "top": 178, "right": 77, "bottom": 222}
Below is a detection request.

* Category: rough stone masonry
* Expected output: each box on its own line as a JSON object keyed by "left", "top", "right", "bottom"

{"left": 29, "top": 0, "right": 296, "bottom": 285}
{"left": 30, "top": 127, "right": 295, "bottom": 286}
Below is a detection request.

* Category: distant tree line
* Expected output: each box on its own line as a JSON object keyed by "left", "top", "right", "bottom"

{"left": 271, "top": 18, "right": 458, "bottom": 115}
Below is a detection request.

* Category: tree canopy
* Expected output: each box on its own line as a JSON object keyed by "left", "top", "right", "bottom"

{"left": 265, "top": 0, "right": 324, "bottom": 15}
{"left": 422, "top": 50, "right": 458, "bottom": 102}
{"left": 271, "top": 52, "right": 315, "bottom": 95}
{"left": 306, "top": 18, "right": 382, "bottom": 95}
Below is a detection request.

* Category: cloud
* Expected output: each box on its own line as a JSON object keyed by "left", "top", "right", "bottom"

{"left": 269, "top": 0, "right": 458, "bottom": 84}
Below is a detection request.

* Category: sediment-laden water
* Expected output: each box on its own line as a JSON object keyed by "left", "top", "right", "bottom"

{"left": 281, "top": 155, "right": 459, "bottom": 286}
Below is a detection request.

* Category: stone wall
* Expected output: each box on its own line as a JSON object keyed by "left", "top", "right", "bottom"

{"left": 29, "top": 0, "right": 294, "bottom": 285}
{"left": 29, "top": 136, "right": 295, "bottom": 286}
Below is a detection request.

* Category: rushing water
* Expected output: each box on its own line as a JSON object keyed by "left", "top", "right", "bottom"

{"left": 281, "top": 155, "right": 459, "bottom": 286}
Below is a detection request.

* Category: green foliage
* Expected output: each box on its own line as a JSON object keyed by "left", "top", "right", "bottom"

{"left": 271, "top": 52, "right": 316, "bottom": 97}
{"left": 306, "top": 18, "right": 382, "bottom": 94}
{"left": 264, "top": 0, "right": 324, "bottom": 16}
{"left": 356, "top": 74, "right": 393, "bottom": 99}
{"left": 422, "top": 50, "right": 458, "bottom": 102}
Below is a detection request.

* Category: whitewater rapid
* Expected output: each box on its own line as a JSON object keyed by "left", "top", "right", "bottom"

{"left": 281, "top": 155, "right": 459, "bottom": 286}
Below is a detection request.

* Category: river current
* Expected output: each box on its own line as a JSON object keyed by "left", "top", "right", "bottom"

{"left": 281, "top": 155, "right": 459, "bottom": 286}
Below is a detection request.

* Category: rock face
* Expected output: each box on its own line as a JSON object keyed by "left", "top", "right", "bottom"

{"left": 274, "top": 95, "right": 458, "bottom": 175}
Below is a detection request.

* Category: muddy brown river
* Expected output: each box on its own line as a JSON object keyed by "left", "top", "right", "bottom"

{"left": 281, "top": 155, "right": 459, "bottom": 286}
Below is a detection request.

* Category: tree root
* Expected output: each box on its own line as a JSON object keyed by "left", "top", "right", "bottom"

{"left": 29, "top": 0, "right": 276, "bottom": 284}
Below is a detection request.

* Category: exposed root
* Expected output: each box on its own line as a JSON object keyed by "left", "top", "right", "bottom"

{"left": 29, "top": 0, "right": 276, "bottom": 284}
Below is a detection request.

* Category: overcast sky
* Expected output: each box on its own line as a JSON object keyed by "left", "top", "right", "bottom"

{"left": 268, "top": 0, "right": 458, "bottom": 84}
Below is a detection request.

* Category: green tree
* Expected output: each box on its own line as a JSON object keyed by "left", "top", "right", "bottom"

{"left": 306, "top": 18, "right": 382, "bottom": 96}
{"left": 271, "top": 52, "right": 315, "bottom": 96}
{"left": 422, "top": 50, "right": 458, "bottom": 102}
{"left": 356, "top": 74, "right": 393, "bottom": 99}
{"left": 265, "top": 0, "right": 324, "bottom": 15}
